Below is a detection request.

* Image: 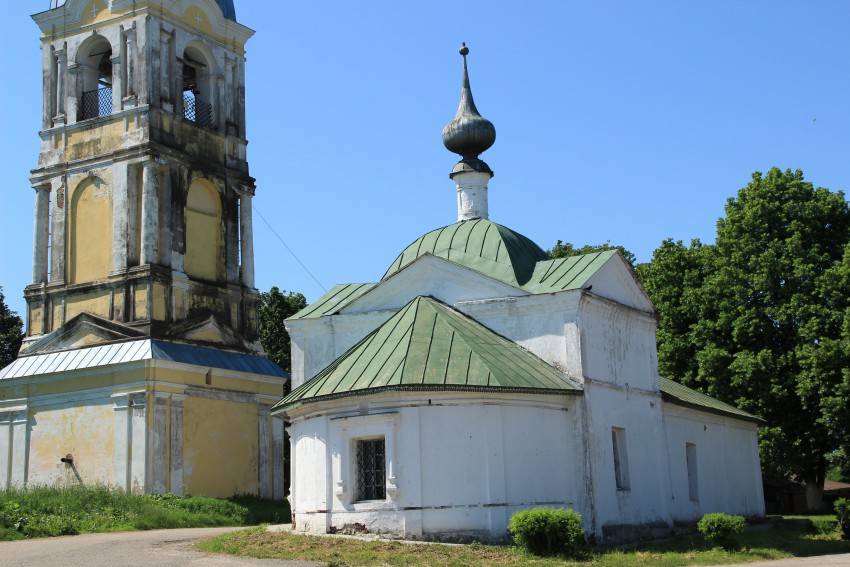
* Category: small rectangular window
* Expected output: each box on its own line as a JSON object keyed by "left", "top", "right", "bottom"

{"left": 355, "top": 438, "right": 386, "bottom": 502}
{"left": 612, "top": 427, "right": 630, "bottom": 491}
{"left": 686, "top": 442, "right": 699, "bottom": 501}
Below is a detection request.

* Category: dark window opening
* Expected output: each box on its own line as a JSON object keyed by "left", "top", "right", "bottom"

{"left": 81, "top": 48, "right": 113, "bottom": 120}
{"left": 686, "top": 442, "right": 699, "bottom": 501}
{"left": 182, "top": 57, "right": 214, "bottom": 128}
{"left": 612, "top": 427, "right": 630, "bottom": 491}
{"left": 355, "top": 438, "right": 386, "bottom": 502}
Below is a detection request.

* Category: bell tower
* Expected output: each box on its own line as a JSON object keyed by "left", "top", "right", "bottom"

{"left": 26, "top": 0, "right": 259, "bottom": 352}
{"left": 0, "top": 1, "right": 287, "bottom": 499}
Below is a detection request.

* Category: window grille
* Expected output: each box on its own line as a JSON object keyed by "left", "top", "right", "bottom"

{"left": 81, "top": 86, "right": 112, "bottom": 120}
{"left": 183, "top": 93, "right": 214, "bottom": 129}
{"left": 355, "top": 438, "right": 386, "bottom": 501}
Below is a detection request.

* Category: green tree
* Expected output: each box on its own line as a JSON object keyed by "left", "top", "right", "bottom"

{"left": 548, "top": 240, "right": 637, "bottom": 269}
{"left": 636, "top": 238, "right": 712, "bottom": 389}
{"left": 258, "top": 287, "right": 307, "bottom": 377}
{"left": 641, "top": 168, "right": 850, "bottom": 511}
{"left": 0, "top": 287, "right": 24, "bottom": 369}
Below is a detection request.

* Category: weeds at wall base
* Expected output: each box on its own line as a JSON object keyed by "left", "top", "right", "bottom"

{"left": 0, "top": 485, "right": 289, "bottom": 540}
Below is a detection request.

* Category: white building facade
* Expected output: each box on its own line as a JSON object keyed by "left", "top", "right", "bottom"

{"left": 273, "top": 46, "right": 765, "bottom": 544}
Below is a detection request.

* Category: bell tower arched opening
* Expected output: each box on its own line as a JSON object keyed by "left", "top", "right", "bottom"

{"left": 77, "top": 35, "right": 113, "bottom": 120}
{"left": 182, "top": 44, "right": 215, "bottom": 128}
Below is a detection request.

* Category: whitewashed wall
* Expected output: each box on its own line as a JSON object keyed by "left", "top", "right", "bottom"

{"left": 288, "top": 393, "right": 582, "bottom": 540}
{"left": 663, "top": 404, "right": 765, "bottom": 521}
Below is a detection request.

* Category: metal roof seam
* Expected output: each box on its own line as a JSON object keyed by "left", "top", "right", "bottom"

{"left": 419, "top": 301, "right": 441, "bottom": 385}
{"left": 357, "top": 304, "right": 413, "bottom": 390}
{"left": 441, "top": 329, "right": 455, "bottom": 385}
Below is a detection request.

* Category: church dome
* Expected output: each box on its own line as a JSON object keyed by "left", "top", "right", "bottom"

{"left": 383, "top": 218, "right": 550, "bottom": 287}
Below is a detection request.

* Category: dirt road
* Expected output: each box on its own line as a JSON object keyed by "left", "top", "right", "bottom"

{"left": 0, "top": 527, "right": 320, "bottom": 567}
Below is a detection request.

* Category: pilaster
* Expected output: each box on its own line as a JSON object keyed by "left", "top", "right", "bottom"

{"left": 112, "top": 393, "right": 132, "bottom": 490}
{"left": 130, "top": 392, "right": 148, "bottom": 493}
{"left": 111, "top": 162, "right": 129, "bottom": 275}
{"left": 169, "top": 393, "right": 186, "bottom": 495}
{"left": 50, "top": 176, "right": 66, "bottom": 284}
{"left": 141, "top": 160, "right": 159, "bottom": 265}
{"left": 53, "top": 48, "right": 67, "bottom": 125}
{"left": 237, "top": 187, "right": 255, "bottom": 289}
{"left": 151, "top": 394, "right": 168, "bottom": 494}
{"left": 32, "top": 184, "right": 51, "bottom": 284}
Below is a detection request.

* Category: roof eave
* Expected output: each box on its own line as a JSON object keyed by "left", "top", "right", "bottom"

{"left": 272, "top": 383, "right": 582, "bottom": 416}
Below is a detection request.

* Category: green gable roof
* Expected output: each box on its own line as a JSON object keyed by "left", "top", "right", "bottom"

{"left": 522, "top": 250, "right": 618, "bottom": 294}
{"left": 289, "top": 283, "right": 377, "bottom": 320}
{"left": 659, "top": 377, "right": 763, "bottom": 423}
{"left": 274, "top": 296, "right": 580, "bottom": 413}
{"left": 383, "top": 219, "right": 550, "bottom": 288}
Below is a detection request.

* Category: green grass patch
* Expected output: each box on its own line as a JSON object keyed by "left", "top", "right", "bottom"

{"left": 197, "top": 516, "right": 850, "bottom": 566}
{"left": 0, "top": 485, "right": 289, "bottom": 540}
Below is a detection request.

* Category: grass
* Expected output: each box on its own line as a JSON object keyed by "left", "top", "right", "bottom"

{"left": 196, "top": 516, "right": 850, "bottom": 566}
{"left": 0, "top": 485, "right": 290, "bottom": 540}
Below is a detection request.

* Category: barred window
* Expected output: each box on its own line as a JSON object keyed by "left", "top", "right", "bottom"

{"left": 355, "top": 438, "right": 386, "bottom": 502}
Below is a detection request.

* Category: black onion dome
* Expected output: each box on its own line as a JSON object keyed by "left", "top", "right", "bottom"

{"left": 442, "top": 44, "right": 496, "bottom": 171}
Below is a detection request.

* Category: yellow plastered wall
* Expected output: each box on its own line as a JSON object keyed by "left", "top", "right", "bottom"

{"left": 81, "top": 0, "right": 111, "bottom": 26}
{"left": 184, "top": 179, "right": 222, "bottom": 283}
{"left": 27, "top": 400, "right": 115, "bottom": 487}
{"left": 65, "top": 121, "right": 126, "bottom": 162}
{"left": 152, "top": 283, "right": 167, "bottom": 322}
{"left": 29, "top": 305, "right": 43, "bottom": 334}
{"left": 65, "top": 289, "right": 111, "bottom": 322}
{"left": 134, "top": 284, "right": 148, "bottom": 320}
{"left": 69, "top": 178, "right": 112, "bottom": 284}
{"left": 182, "top": 396, "right": 259, "bottom": 497}
{"left": 183, "top": 7, "right": 214, "bottom": 35}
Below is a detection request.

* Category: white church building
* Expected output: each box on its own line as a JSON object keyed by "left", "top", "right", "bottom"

{"left": 273, "top": 45, "right": 766, "bottom": 544}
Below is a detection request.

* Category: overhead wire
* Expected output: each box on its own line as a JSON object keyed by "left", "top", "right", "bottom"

{"left": 254, "top": 205, "right": 327, "bottom": 293}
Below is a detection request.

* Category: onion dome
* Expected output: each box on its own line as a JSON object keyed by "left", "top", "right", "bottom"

{"left": 442, "top": 44, "right": 496, "bottom": 177}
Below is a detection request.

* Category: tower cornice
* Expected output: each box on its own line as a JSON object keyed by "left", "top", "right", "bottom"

{"left": 33, "top": 0, "right": 254, "bottom": 49}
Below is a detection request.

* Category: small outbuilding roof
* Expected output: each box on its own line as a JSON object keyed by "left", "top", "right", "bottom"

{"left": 0, "top": 339, "right": 286, "bottom": 380}
{"left": 275, "top": 295, "right": 580, "bottom": 413}
{"left": 659, "top": 376, "right": 763, "bottom": 423}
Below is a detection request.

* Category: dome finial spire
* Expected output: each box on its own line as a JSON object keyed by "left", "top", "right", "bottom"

{"left": 442, "top": 43, "right": 496, "bottom": 178}
{"left": 442, "top": 44, "right": 495, "bottom": 222}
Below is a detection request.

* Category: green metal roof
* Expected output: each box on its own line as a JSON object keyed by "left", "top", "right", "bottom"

{"left": 659, "top": 377, "right": 763, "bottom": 423}
{"left": 383, "top": 219, "right": 550, "bottom": 287}
{"left": 289, "top": 283, "right": 377, "bottom": 320}
{"left": 274, "top": 296, "right": 580, "bottom": 413}
{"left": 522, "top": 251, "right": 618, "bottom": 294}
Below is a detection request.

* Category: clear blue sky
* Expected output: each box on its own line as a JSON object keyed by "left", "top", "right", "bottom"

{"left": 1, "top": 1, "right": 849, "bottom": 324}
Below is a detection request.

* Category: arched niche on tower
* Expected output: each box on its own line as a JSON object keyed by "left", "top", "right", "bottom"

{"left": 75, "top": 33, "right": 114, "bottom": 120}
{"left": 68, "top": 176, "right": 112, "bottom": 284}
{"left": 181, "top": 42, "right": 217, "bottom": 128}
{"left": 184, "top": 178, "right": 223, "bottom": 283}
